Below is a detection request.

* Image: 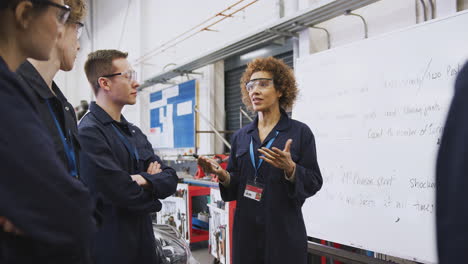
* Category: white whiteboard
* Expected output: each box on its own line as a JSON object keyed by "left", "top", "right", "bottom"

{"left": 294, "top": 11, "right": 468, "bottom": 264}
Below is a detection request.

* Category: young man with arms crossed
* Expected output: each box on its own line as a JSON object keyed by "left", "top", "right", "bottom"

{"left": 80, "top": 49, "right": 178, "bottom": 264}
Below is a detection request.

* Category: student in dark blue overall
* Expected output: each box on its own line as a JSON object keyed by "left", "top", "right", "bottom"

{"left": 198, "top": 57, "right": 323, "bottom": 264}
{"left": 14, "top": 2, "right": 97, "bottom": 262}
{"left": 79, "top": 49, "right": 178, "bottom": 264}
{"left": 16, "top": 0, "right": 86, "bottom": 182}
{"left": 0, "top": 1, "right": 96, "bottom": 263}
{"left": 436, "top": 62, "right": 468, "bottom": 264}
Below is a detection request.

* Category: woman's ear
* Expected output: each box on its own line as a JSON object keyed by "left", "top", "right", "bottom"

{"left": 277, "top": 89, "right": 283, "bottom": 98}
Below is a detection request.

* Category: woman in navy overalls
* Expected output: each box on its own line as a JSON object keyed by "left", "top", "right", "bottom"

{"left": 198, "top": 56, "right": 323, "bottom": 264}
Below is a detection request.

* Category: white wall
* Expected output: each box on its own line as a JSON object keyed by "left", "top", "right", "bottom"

{"left": 138, "top": 0, "right": 281, "bottom": 79}
{"left": 58, "top": 0, "right": 466, "bottom": 154}
{"left": 55, "top": 0, "right": 142, "bottom": 121}
{"left": 306, "top": 0, "right": 456, "bottom": 54}
{"left": 54, "top": 0, "right": 95, "bottom": 107}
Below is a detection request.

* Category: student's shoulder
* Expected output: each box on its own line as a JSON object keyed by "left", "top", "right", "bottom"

{"left": 78, "top": 111, "right": 102, "bottom": 132}
{"left": 290, "top": 118, "right": 311, "bottom": 131}
{"left": 0, "top": 71, "right": 37, "bottom": 110}
{"left": 0, "top": 76, "right": 20, "bottom": 101}
{"left": 289, "top": 118, "right": 315, "bottom": 139}
{"left": 128, "top": 123, "right": 148, "bottom": 139}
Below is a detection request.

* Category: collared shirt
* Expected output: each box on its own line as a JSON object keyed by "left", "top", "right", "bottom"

{"left": 78, "top": 101, "right": 178, "bottom": 264}
{"left": 0, "top": 57, "right": 96, "bottom": 263}
{"left": 16, "top": 61, "right": 81, "bottom": 178}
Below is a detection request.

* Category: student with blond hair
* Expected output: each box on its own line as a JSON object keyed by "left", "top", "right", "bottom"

{"left": 0, "top": 0, "right": 96, "bottom": 263}
{"left": 15, "top": 1, "right": 97, "bottom": 261}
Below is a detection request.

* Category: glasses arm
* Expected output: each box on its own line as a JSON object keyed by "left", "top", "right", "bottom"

{"left": 41, "top": 0, "right": 71, "bottom": 11}
{"left": 101, "top": 73, "right": 123, "bottom": 78}
{"left": 245, "top": 78, "right": 274, "bottom": 85}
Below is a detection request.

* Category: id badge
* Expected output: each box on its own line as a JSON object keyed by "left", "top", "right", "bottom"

{"left": 244, "top": 180, "right": 264, "bottom": 202}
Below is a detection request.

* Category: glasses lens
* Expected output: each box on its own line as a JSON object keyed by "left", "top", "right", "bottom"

{"left": 246, "top": 81, "right": 254, "bottom": 92}
{"left": 130, "top": 70, "right": 137, "bottom": 82}
{"left": 246, "top": 79, "right": 272, "bottom": 92}
{"left": 123, "top": 70, "right": 137, "bottom": 82}
{"left": 258, "top": 79, "right": 271, "bottom": 87}
{"left": 76, "top": 24, "right": 83, "bottom": 39}
{"left": 58, "top": 8, "right": 70, "bottom": 24}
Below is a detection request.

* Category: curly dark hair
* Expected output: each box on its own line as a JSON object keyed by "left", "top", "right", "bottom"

{"left": 240, "top": 56, "right": 298, "bottom": 111}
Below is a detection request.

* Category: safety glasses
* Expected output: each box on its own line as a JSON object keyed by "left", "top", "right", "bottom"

{"left": 33, "top": 0, "right": 71, "bottom": 25}
{"left": 101, "top": 69, "right": 138, "bottom": 83}
{"left": 76, "top": 22, "right": 84, "bottom": 39}
{"left": 245, "top": 78, "right": 274, "bottom": 92}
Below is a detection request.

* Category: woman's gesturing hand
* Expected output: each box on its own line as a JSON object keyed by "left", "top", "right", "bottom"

{"left": 197, "top": 156, "right": 229, "bottom": 182}
{"left": 258, "top": 139, "right": 296, "bottom": 177}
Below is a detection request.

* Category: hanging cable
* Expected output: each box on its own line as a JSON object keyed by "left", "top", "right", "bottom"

{"left": 135, "top": 0, "right": 247, "bottom": 64}
{"left": 419, "top": 0, "right": 427, "bottom": 21}
{"left": 118, "top": 0, "right": 133, "bottom": 49}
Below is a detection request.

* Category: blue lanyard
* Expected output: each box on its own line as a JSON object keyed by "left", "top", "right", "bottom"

{"left": 46, "top": 99, "right": 78, "bottom": 178}
{"left": 111, "top": 124, "right": 140, "bottom": 162}
{"left": 249, "top": 131, "right": 279, "bottom": 182}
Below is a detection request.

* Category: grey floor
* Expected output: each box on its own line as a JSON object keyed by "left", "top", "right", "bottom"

{"left": 190, "top": 241, "right": 215, "bottom": 264}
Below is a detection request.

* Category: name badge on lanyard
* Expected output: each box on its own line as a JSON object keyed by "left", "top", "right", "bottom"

{"left": 244, "top": 181, "right": 264, "bottom": 201}
{"left": 243, "top": 131, "right": 279, "bottom": 202}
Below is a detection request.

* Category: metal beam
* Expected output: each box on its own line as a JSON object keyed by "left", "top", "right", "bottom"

{"left": 139, "top": 0, "right": 381, "bottom": 90}
{"left": 307, "top": 242, "right": 393, "bottom": 264}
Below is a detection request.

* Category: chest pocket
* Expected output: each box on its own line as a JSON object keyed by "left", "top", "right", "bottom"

{"left": 233, "top": 148, "right": 250, "bottom": 198}
{"left": 129, "top": 128, "right": 154, "bottom": 172}
{"left": 235, "top": 148, "right": 249, "bottom": 162}
{"left": 139, "top": 151, "right": 152, "bottom": 161}
{"left": 234, "top": 148, "right": 249, "bottom": 176}
{"left": 136, "top": 143, "right": 153, "bottom": 162}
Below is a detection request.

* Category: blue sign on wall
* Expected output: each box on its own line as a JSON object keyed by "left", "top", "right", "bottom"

{"left": 149, "top": 80, "right": 196, "bottom": 149}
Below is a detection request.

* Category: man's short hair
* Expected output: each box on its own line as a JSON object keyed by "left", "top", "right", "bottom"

{"left": 65, "top": 0, "right": 86, "bottom": 24}
{"left": 0, "top": 0, "right": 21, "bottom": 8}
{"left": 0, "top": 0, "right": 47, "bottom": 9}
{"left": 84, "top": 49, "right": 128, "bottom": 95}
